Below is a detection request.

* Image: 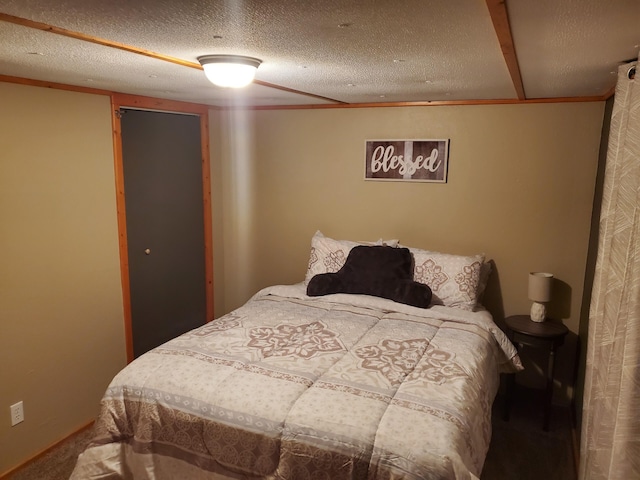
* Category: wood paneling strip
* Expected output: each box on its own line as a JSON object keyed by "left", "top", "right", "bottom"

{"left": 485, "top": 0, "right": 526, "bottom": 100}
{"left": 110, "top": 97, "right": 134, "bottom": 363}
{"left": 0, "top": 13, "right": 199, "bottom": 70}
{"left": 247, "top": 95, "right": 606, "bottom": 110}
{"left": 200, "top": 114, "right": 215, "bottom": 323}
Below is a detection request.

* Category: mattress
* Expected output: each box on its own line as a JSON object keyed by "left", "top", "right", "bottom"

{"left": 71, "top": 283, "right": 521, "bottom": 480}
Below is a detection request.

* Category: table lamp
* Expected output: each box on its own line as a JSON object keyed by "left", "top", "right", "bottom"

{"left": 528, "top": 272, "right": 553, "bottom": 322}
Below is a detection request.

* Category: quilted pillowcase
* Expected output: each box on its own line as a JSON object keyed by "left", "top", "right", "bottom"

{"left": 404, "top": 246, "right": 485, "bottom": 311}
{"left": 304, "top": 231, "right": 399, "bottom": 284}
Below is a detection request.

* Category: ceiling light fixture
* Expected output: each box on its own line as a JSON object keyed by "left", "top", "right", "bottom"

{"left": 197, "top": 54, "right": 262, "bottom": 88}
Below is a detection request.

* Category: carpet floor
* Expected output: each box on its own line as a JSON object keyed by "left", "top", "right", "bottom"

{"left": 6, "top": 388, "right": 575, "bottom": 480}
{"left": 481, "top": 388, "right": 576, "bottom": 480}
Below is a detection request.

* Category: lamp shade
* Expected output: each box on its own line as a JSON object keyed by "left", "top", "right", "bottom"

{"left": 197, "top": 55, "right": 261, "bottom": 88}
{"left": 528, "top": 272, "right": 553, "bottom": 302}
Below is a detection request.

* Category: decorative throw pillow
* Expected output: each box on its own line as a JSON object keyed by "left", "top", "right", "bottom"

{"left": 307, "top": 245, "right": 432, "bottom": 309}
{"left": 402, "top": 245, "right": 485, "bottom": 311}
{"left": 304, "top": 231, "right": 399, "bottom": 284}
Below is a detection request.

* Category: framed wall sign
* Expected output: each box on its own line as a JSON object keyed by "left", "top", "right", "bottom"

{"left": 365, "top": 139, "right": 449, "bottom": 183}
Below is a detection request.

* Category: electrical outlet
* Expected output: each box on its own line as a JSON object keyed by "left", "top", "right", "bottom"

{"left": 10, "top": 401, "right": 24, "bottom": 426}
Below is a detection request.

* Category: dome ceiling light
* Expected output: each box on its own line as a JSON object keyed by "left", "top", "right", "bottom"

{"left": 197, "top": 54, "right": 262, "bottom": 88}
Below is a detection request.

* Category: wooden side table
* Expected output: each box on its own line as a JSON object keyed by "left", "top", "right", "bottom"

{"left": 503, "top": 314, "right": 569, "bottom": 431}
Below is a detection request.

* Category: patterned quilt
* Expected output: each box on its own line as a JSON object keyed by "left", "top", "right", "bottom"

{"left": 71, "top": 284, "right": 521, "bottom": 480}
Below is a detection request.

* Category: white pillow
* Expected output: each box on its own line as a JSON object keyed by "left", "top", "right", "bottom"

{"left": 304, "top": 231, "right": 399, "bottom": 284}
{"left": 403, "top": 245, "right": 485, "bottom": 311}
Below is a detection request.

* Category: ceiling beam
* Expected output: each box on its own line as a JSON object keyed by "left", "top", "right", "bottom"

{"left": 0, "top": 13, "right": 199, "bottom": 70}
{"left": 485, "top": 0, "right": 526, "bottom": 100}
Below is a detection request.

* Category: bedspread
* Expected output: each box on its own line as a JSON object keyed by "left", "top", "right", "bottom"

{"left": 71, "top": 284, "right": 521, "bottom": 480}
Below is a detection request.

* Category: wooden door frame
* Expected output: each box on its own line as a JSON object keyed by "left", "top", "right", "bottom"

{"left": 111, "top": 93, "right": 214, "bottom": 363}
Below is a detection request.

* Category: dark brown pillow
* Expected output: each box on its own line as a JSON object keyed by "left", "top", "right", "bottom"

{"left": 306, "top": 245, "right": 432, "bottom": 309}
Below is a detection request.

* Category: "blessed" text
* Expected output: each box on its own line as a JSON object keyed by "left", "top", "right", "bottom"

{"left": 370, "top": 145, "right": 441, "bottom": 176}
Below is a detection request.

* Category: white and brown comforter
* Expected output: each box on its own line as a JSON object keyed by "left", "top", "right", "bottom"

{"left": 71, "top": 284, "right": 521, "bottom": 480}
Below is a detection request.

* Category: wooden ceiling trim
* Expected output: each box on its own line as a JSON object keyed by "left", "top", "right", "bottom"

{"left": 0, "top": 73, "right": 113, "bottom": 96}
{"left": 112, "top": 93, "right": 211, "bottom": 114}
{"left": 246, "top": 95, "right": 607, "bottom": 110}
{"left": 253, "top": 79, "right": 344, "bottom": 104}
{"left": 1, "top": 72, "right": 605, "bottom": 112}
{"left": 485, "top": 0, "right": 526, "bottom": 101}
{"left": 603, "top": 84, "right": 616, "bottom": 100}
{"left": 0, "top": 12, "right": 200, "bottom": 70}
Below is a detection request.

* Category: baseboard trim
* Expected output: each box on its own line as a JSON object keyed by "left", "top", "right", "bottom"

{"left": 0, "top": 420, "right": 94, "bottom": 479}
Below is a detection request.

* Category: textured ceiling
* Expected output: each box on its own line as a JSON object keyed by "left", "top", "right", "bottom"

{"left": 0, "top": 0, "right": 638, "bottom": 107}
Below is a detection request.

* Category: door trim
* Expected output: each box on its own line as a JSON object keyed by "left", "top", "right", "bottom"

{"left": 111, "top": 93, "right": 214, "bottom": 363}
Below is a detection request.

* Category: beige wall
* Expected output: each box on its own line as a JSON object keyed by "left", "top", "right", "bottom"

{"left": 209, "top": 108, "right": 227, "bottom": 320}
{"left": 221, "top": 103, "right": 604, "bottom": 327}
{"left": 214, "top": 107, "right": 262, "bottom": 314}
{"left": 0, "top": 81, "right": 604, "bottom": 473}
{"left": 218, "top": 102, "right": 604, "bottom": 400}
{"left": 0, "top": 83, "right": 126, "bottom": 473}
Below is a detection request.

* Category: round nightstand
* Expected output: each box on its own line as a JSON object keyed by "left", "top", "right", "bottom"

{"left": 503, "top": 314, "right": 569, "bottom": 431}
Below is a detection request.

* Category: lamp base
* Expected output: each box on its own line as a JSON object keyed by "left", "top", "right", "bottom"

{"left": 530, "top": 302, "right": 547, "bottom": 322}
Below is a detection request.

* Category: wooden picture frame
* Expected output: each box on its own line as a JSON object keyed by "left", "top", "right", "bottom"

{"left": 365, "top": 139, "right": 449, "bottom": 183}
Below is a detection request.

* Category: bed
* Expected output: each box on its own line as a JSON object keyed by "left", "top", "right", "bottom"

{"left": 71, "top": 232, "right": 522, "bottom": 480}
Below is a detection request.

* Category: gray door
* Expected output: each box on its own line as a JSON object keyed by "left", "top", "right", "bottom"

{"left": 121, "top": 109, "right": 206, "bottom": 358}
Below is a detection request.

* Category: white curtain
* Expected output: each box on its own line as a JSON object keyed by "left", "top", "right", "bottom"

{"left": 580, "top": 58, "right": 640, "bottom": 479}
